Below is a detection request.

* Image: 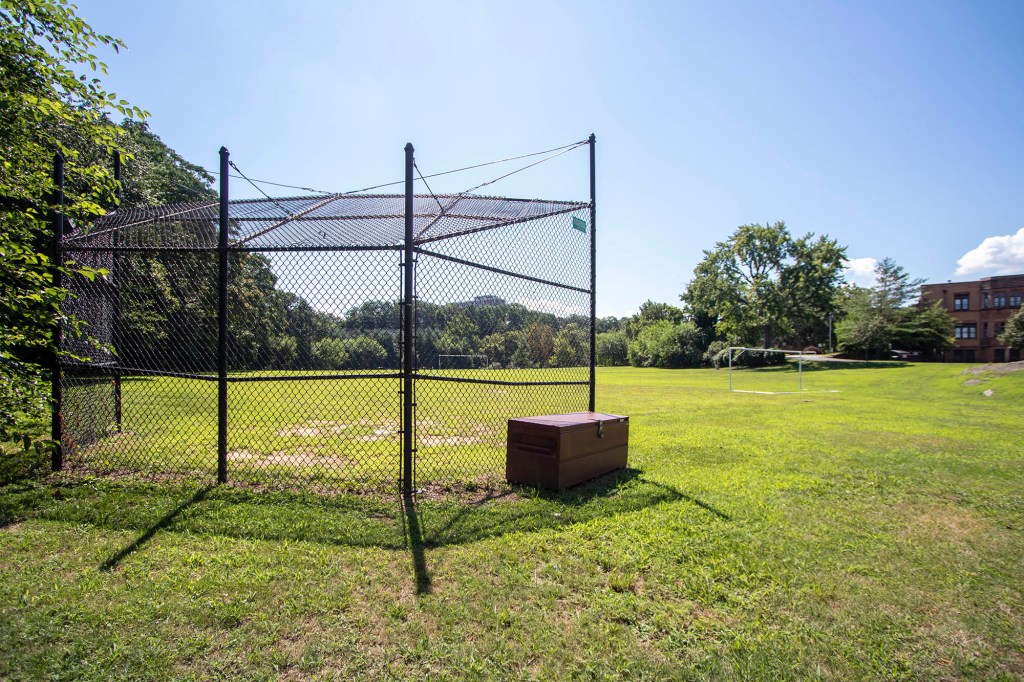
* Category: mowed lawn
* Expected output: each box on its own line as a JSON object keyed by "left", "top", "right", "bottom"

{"left": 60, "top": 368, "right": 591, "bottom": 487}
{"left": 1, "top": 362, "right": 1022, "bottom": 680}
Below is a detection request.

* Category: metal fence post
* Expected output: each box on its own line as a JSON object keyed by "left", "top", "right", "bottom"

{"left": 218, "top": 147, "right": 229, "bottom": 484}
{"left": 112, "top": 151, "right": 123, "bottom": 432}
{"left": 51, "top": 153, "right": 65, "bottom": 471}
{"left": 402, "top": 142, "right": 415, "bottom": 496}
{"left": 729, "top": 348, "right": 733, "bottom": 392}
{"left": 588, "top": 133, "right": 597, "bottom": 413}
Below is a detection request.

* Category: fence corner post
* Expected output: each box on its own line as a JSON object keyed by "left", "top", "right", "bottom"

{"left": 217, "top": 146, "right": 229, "bottom": 484}
{"left": 588, "top": 133, "right": 597, "bottom": 413}
{"left": 402, "top": 142, "right": 415, "bottom": 497}
{"left": 112, "top": 151, "right": 123, "bottom": 432}
{"left": 51, "top": 152, "right": 65, "bottom": 471}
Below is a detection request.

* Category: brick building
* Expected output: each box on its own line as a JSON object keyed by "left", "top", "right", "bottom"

{"left": 920, "top": 274, "right": 1024, "bottom": 362}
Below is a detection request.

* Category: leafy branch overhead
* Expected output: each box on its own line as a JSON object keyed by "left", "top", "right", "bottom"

{"left": 0, "top": 0, "right": 148, "bottom": 450}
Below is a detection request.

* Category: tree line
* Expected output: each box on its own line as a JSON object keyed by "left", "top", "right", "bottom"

{"left": 595, "top": 223, "right": 962, "bottom": 369}
{"left": 121, "top": 258, "right": 594, "bottom": 372}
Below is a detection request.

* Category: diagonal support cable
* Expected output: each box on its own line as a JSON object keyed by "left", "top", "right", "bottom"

{"left": 412, "top": 140, "right": 587, "bottom": 241}
{"left": 230, "top": 193, "right": 345, "bottom": 247}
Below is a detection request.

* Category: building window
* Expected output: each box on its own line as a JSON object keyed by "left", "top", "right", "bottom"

{"left": 952, "top": 349, "right": 976, "bottom": 362}
{"left": 995, "top": 321, "right": 1006, "bottom": 337}
{"left": 993, "top": 293, "right": 1006, "bottom": 307}
{"left": 954, "top": 293, "right": 970, "bottom": 310}
{"left": 982, "top": 292, "right": 990, "bottom": 308}
{"left": 983, "top": 322, "right": 989, "bottom": 338}
{"left": 954, "top": 323, "right": 977, "bottom": 339}
{"left": 1011, "top": 294, "right": 1023, "bottom": 307}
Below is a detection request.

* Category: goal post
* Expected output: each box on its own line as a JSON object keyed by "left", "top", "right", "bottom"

{"left": 437, "top": 354, "right": 489, "bottom": 370}
{"left": 727, "top": 347, "right": 807, "bottom": 393}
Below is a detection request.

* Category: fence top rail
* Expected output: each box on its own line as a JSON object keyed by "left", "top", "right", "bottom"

{"left": 62, "top": 193, "right": 591, "bottom": 250}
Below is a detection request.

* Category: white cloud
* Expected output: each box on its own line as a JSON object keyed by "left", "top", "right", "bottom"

{"left": 955, "top": 228, "right": 1024, "bottom": 276}
{"left": 843, "top": 257, "right": 878, "bottom": 287}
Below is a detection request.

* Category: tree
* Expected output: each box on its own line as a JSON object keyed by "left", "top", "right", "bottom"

{"left": 269, "top": 334, "right": 297, "bottom": 369}
{"left": 835, "top": 259, "right": 951, "bottom": 358}
{"left": 525, "top": 323, "right": 554, "bottom": 367}
{"left": 479, "top": 330, "right": 526, "bottom": 368}
{"left": 596, "top": 316, "right": 623, "bottom": 334}
{"left": 834, "top": 287, "right": 893, "bottom": 357}
{"left": 872, "top": 256, "right": 925, "bottom": 316}
{"left": 780, "top": 234, "right": 848, "bottom": 346}
{"left": 596, "top": 330, "right": 628, "bottom": 366}
{"left": 892, "top": 302, "right": 954, "bottom": 357}
{"left": 436, "top": 307, "right": 479, "bottom": 355}
{"left": 682, "top": 222, "right": 846, "bottom": 349}
{"left": 684, "top": 222, "right": 791, "bottom": 348}
{"left": 311, "top": 336, "right": 387, "bottom": 370}
{"left": 227, "top": 253, "right": 289, "bottom": 369}
{"left": 552, "top": 323, "right": 588, "bottom": 367}
{"left": 342, "top": 336, "right": 388, "bottom": 369}
{"left": 311, "top": 338, "right": 348, "bottom": 370}
{"left": 117, "top": 120, "right": 215, "bottom": 205}
{"left": 1, "top": 1, "right": 145, "bottom": 449}
{"left": 627, "top": 320, "right": 704, "bottom": 368}
{"left": 999, "top": 308, "right": 1024, "bottom": 350}
{"left": 624, "top": 301, "right": 683, "bottom": 340}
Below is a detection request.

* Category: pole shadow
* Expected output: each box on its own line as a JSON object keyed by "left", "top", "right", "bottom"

{"left": 27, "top": 469, "right": 732, "bottom": 583}
{"left": 100, "top": 485, "right": 211, "bottom": 571}
{"left": 400, "top": 492, "right": 431, "bottom": 595}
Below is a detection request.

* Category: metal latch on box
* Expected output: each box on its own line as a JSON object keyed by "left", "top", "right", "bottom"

{"left": 597, "top": 421, "right": 604, "bottom": 438}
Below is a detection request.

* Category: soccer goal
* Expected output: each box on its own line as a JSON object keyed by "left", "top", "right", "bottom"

{"left": 727, "top": 347, "right": 807, "bottom": 394}
{"left": 437, "top": 354, "right": 489, "bottom": 370}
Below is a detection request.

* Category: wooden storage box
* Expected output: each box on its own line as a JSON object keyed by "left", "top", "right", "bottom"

{"left": 506, "top": 412, "right": 629, "bottom": 490}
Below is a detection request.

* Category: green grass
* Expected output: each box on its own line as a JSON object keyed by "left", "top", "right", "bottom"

{"left": 62, "top": 368, "right": 589, "bottom": 487}
{"left": 2, "top": 363, "right": 1023, "bottom": 679}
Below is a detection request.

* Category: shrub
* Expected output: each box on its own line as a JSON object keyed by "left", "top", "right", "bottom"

{"left": 552, "top": 323, "right": 588, "bottom": 367}
{"left": 704, "top": 340, "right": 730, "bottom": 368}
{"left": 596, "top": 331, "right": 629, "bottom": 366}
{"left": 627, "top": 321, "right": 704, "bottom": 368}
{"left": 311, "top": 336, "right": 388, "bottom": 370}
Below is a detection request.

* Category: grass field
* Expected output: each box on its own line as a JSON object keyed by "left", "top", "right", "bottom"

{"left": 1, "top": 362, "right": 1022, "bottom": 679}
{"left": 61, "top": 368, "right": 590, "bottom": 487}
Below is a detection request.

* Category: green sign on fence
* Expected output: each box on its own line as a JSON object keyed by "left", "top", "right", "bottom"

{"left": 572, "top": 216, "right": 587, "bottom": 233}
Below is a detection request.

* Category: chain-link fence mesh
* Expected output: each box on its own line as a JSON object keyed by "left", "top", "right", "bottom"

{"left": 58, "top": 146, "right": 594, "bottom": 491}
{"left": 413, "top": 202, "right": 591, "bottom": 482}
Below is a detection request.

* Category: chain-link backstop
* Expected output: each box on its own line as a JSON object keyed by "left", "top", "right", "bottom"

{"left": 55, "top": 139, "right": 596, "bottom": 492}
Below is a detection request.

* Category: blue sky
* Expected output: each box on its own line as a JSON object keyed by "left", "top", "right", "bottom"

{"left": 76, "top": 0, "right": 1024, "bottom": 317}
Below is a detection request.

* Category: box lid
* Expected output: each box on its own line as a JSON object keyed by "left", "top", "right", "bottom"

{"left": 508, "top": 412, "right": 628, "bottom": 431}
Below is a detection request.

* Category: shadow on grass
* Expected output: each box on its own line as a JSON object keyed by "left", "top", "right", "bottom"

{"left": 400, "top": 492, "right": 431, "bottom": 595}
{"left": 0, "top": 447, "right": 55, "bottom": 529}
{"left": 100, "top": 486, "right": 212, "bottom": 571}
{"left": 3, "top": 469, "right": 731, "bottom": 584}
{"left": 0, "top": 444, "right": 49, "bottom": 487}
